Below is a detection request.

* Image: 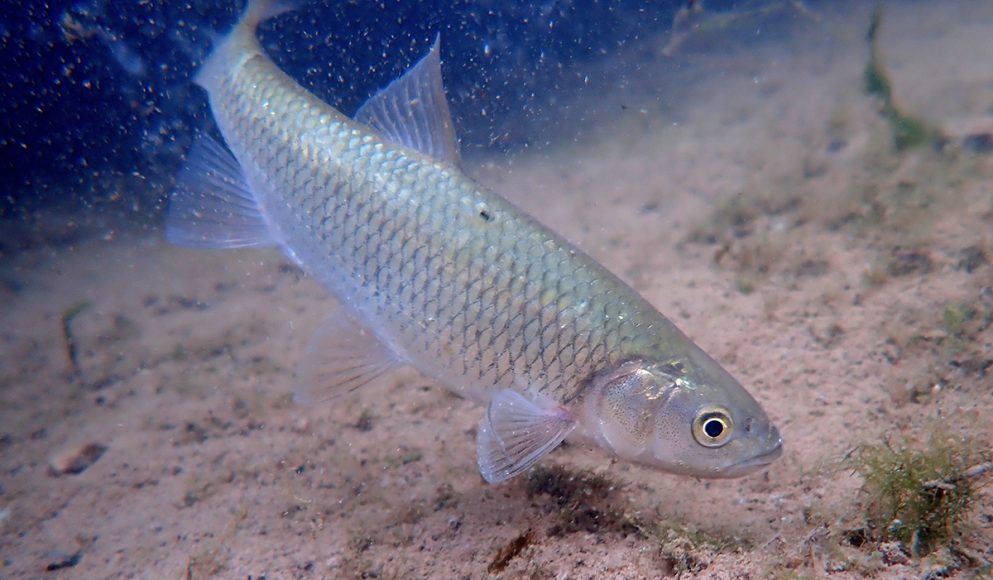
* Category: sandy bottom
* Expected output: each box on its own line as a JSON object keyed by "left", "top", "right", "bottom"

{"left": 2, "top": 1, "right": 993, "bottom": 577}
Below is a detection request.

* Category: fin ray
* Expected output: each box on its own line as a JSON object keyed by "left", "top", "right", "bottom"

{"left": 355, "top": 35, "right": 461, "bottom": 167}
{"left": 294, "top": 308, "right": 403, "bottom": 405}
{"left": 166, "top": 134, "right": 278, "bottom": 249}
{"left": 476, "top": 389, "right": 576, "bottom": 483}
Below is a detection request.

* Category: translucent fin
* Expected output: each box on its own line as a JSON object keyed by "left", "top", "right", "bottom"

{"left": 240, "top": 0, "right": 299, "bottom": 31}
{"left": 294, "top": 308, "right": 403, "bottom": 405}
{"left": 476, "top": 389, "right": 576, "bottom": 484}
{"left": 355, "top": 35, "right": 461, "bottom": 167}
{"left": 166, "top": 134, "right": 277, "bottom": 249}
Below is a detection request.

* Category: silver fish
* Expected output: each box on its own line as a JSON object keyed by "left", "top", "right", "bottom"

{"left": 167, "top": 0, "right": 783, "bottom": 483}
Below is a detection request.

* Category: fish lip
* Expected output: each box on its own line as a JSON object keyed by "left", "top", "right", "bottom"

{"left": 723, "top": 435, "right": 784, "bottom": 475}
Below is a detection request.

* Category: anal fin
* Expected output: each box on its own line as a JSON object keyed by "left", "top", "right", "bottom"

{"left": 477, "top": 389, "right": 576, "bottom": 484}
{"left": 166, "top": 133, "right": 278, "bottom": 249}
{"left": 294, "top": 308, "right": 404, "bottom": 405}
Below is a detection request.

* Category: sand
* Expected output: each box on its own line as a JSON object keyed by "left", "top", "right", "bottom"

{"left": 2, "top": 1, "right": 992, "bottom": 577}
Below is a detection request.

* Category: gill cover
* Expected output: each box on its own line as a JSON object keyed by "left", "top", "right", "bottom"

{"left": 589, "top": 361, "right": 679, "bottom": 459}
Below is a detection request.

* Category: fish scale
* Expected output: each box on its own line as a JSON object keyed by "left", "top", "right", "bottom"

{"left": 169, "top": 0, "right": 781, "bottom": 483}
{"left": 223, "top": 52, "right": 635, "bottom": 402}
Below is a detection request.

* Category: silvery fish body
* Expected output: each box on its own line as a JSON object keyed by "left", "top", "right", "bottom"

{"left": 167, "top": 0, "right": 783, "bottom": 483}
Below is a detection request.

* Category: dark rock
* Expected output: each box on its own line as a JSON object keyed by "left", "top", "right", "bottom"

{"left": 887, "top": 250, "right": 933, "bottom": 277}
{"left": 956, "top": 245, "right": 988, "bottom": 273}
{"left": 963, "top": 132, "right": 993, "bottom": 154}
{"left": 44, "top": 551, "right": 82, "bottom": 571}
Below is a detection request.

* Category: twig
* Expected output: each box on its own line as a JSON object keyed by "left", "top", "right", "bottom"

{"left": 61, "top": 299, "right": 91, "bottom": 380}
{"left": 922, "top": 461, "right": 993, "bottom": 491}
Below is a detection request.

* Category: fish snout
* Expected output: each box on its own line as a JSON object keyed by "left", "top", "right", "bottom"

{"left": 762, "top": 424, "right": 784, "bottom": 462}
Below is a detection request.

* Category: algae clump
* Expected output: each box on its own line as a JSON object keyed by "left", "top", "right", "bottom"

{"left": 863, "top": 7, "right": 943, "bottom": 151}
{"left": 852, "top": 432, "right": 990, "bottom": 556}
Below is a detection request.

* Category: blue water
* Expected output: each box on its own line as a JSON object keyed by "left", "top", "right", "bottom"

{"left": 1, "top": 0, "right": 759, "bottom": 218}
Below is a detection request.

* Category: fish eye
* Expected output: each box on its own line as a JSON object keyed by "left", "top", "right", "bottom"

{"left": 692, "top": 406, "right": 733, "bottom": 448}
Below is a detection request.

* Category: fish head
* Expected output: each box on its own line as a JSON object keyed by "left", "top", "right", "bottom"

{"left": 583, "top": 353, "right": 782, "bottom": 478}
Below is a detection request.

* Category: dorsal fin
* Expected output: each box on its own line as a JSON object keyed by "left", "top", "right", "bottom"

{"left": 355, "top": 35, "right": 461, "bottom": 167}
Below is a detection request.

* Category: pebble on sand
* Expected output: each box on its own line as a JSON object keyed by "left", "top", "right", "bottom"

{"left": 48, "top": 442, "right": 108, "bottom": 476}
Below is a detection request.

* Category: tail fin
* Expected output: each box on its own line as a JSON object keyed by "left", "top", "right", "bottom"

{"left": 193, "top": 0, "right": 299, "bottom": 89}
{"left": 238, "top": 0, "right": 298, "bottom": 32}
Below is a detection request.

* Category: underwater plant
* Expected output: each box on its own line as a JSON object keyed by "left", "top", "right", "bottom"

{"left": 852, "top": 431, "right": 991, "bottom": 557}
{"left": 863, "top": 7, "right": 944, "bottom": 151}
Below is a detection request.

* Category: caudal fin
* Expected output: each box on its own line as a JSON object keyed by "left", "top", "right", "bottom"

{"left": 238, "top": 0, "right": 299, "bottom": 32}
{"left": 193, "top": 0, "right": 298, "bottom": 89}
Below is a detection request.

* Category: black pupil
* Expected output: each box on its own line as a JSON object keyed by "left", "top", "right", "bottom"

{"left": 704, "top": 418, "right": 725, "bottom": 438}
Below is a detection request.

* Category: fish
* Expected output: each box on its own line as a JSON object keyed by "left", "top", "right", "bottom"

{"left": 166, "top": 0, "right": 783, "bottom": 484}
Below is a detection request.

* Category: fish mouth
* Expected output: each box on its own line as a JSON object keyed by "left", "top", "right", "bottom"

{"left": 721, "top": 432, "right": 784, "bottom": 477}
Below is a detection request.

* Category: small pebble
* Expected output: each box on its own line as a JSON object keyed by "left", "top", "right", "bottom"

{"left": 880, "top": 541, "right": 909, "bottom": 565}
{"left": 44, "top": 551, "right": 82, "bottom": 571}
{"left": 49, "top": 442, "right": 108, "bottom": 476}
{"left": 963, "top": 132, "right": 993, "bottom": 154}
{"left": 291, "top": 417, "right": 310, "bottom": 434}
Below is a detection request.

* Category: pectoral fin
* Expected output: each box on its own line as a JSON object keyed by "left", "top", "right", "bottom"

{"left": 476, "top": 389, "right": 576, "bottom": 484}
